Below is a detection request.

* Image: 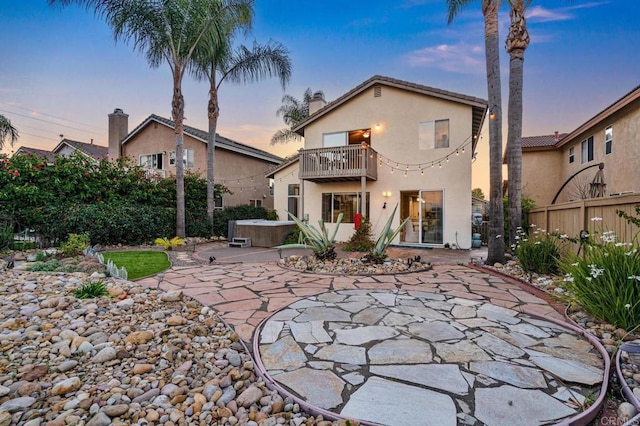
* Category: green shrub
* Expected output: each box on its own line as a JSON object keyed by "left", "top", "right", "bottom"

{"left": 0, "top": 153, "right": 231, "bottom": 244}
{"left": 561, "top": 220, "right": 640, "bottom": 329}
{"left": 73, "top": 281, "right": 108, "bottom": 299}
{"left": 27, "top": 259, "right": 63, "bottom": 271}
{"left": 514, "top": 226, "right": 563, "bottom": 276}
{"left": 284, "top": 227, "right": 302, "bottom": 245}
{"left": 276, "top": 211, "right": 343, "bottom": 261}
{"left": 343, "top": 217, "right": 374, "bottom": 252}
{"left": 365, "top": 204, "right": 409, "bottom": 264}
{"left": 35, "top": 251, "right": 47, "bottom": 262}
{"left": 0, "top": 222, "right": 12, "bottom": 251}
{"left": 60, "top": 233, "right": 90, "bottom": 257}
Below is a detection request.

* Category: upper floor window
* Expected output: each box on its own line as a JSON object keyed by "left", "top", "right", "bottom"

{"left": 322, "top": 129, "right": 371, "bottom": 147}
{"left": 569, "top": 147, "right": 574, "bottom": 164}
{"left": 169, "top": 149, "right": 195, "bottom": 168}
{"left": 419, "top": 119, "right": 449, "bottom": 149}
{"left": 581, "top": 136, "right": 594, "bottom": 163}
{"left": 605, "top": 126, "right": 613, "bottom": 155}
{"left": 140, "top": 153, "right": 163, "bottom": 169}
{"left": 269, "top": 178, "right": 275, "bottom": 196}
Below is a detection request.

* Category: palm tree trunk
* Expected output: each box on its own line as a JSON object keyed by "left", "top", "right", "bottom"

{"left": 483, "top": 0, "right": 506, "bottom": 265}
{"left": 506, "top": 1, "right": 529, "bottom": 249}
{"left": 173, "top": 76, "right": 186, "bottom": 238}
{"left": 207, "top": 80, "right": 220, "bottom": 237}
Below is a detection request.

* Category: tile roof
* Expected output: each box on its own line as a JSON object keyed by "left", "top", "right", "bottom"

{"left": 56, "top": 139, "right": 108, "bottom": 160}
{"left": 265, "top": 153, "right": 299, "bottom": 178}
{"left": 12, "top": 146, "right": 56, "bottom": 162}
{"left": 292, "top": 75, "right": 488, "bottom": 148}
{"left": 123, "top": 114, "right": 282, "bottom": 164}
{"left": 522, "top": 133, "right": 568, "bottom": 149}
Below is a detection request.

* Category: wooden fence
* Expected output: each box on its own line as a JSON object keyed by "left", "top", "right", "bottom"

{"left": 527, "top": 193, "right": 640, "bottom": 244}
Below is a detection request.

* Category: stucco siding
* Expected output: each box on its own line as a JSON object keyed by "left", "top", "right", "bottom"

{"left": 277, "top": 84, "right": 477, "bottom": 247}
{"left": 524, "top": 99, "right": 640, "bottom": 206}
{"left": 121, "top": 123, "right": 276, "bottom": 209}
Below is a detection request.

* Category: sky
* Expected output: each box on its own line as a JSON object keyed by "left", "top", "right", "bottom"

{"left": 1, "top": 1, "right": 639, "bottom": 193}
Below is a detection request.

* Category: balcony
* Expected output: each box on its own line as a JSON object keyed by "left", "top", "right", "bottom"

{"left": 299, "top": 145, "right": 378, "bottom": 183}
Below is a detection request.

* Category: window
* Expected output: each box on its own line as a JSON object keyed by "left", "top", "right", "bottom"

{"left": 419, "top": 119, "right": 449, "bottom": 149}
{"left": 269, "top": 178, "right": 275, "bottom": 196}
{"left": 169, "top": 149, "right": 195, "bottom": 168}
{"left": 288, "top": 184, "right": 300, "bottom": 217}
{"left": 569, "top": 147, "right": 574, "bottom": 163}
{"left": 139, "top": 153, "right": 163, "bottom": 169}
{"left": 581, "top": 136, "right": 594, "bottom": 163}
{"left": 323, "top": 132, "right": 347, "bottom": 147}
{"left": 605, "top": 126, "right": 613, "bottom": 155}
{"left": 250, "top": 199, "right": 262, "bottom": 208}
{"left": 321, "top": 192, "right": 370, "bottom": 223}
{"left": 214, "top": 195, "right": 223, "bottom": 210}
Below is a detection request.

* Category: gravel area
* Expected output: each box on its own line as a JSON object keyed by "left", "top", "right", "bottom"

{"left": 0, "top": 267, "right": 355, "bottom": 426}
{"left": 279, "top": 254, "right": 431, "bottom": 275}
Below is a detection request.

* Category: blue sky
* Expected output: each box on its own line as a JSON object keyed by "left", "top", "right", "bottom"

{"left": 1, "top": 0, "right": 638, "bottom": 162}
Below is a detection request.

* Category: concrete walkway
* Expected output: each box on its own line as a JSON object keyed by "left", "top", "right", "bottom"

{"left": 136, "top": 243, "right": 607, "bottom": 426}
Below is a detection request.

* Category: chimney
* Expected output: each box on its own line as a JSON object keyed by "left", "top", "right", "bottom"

{"left": 108, "top": 108, "right": 128, "bottom": 160}
{"left": 554, "top": 131, "right": 560, "bottom": 142}
{"left": 308, "top": 91, "right": 327, "bottom": 116}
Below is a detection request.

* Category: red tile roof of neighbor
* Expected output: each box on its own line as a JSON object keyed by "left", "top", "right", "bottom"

{"left": 522, "top": 133, "right": 568, "bottom": 149}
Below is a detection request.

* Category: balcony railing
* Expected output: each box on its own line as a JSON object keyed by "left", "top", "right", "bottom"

{"left": 299, "top": 145, "right": 378, "bottom": 182}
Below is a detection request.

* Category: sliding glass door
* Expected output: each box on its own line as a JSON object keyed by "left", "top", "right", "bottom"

{"left": 400, "top": 190, "right": 444, "bottom": 245}
{"left": 420, "top": 190, "right": 443, "bottom": 244}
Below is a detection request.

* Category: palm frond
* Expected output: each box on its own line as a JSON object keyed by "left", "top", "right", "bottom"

{"left": 219, "top": 40, "right": 291, "bottom": 90}
{"left": 0, "top": 114, "right": 19, "bottom": 150}
{"left": 270, "top": 128, "right": 302, "bottom": 145}
{"left": 446, "top": 0, "right": 478, "bottom": 23}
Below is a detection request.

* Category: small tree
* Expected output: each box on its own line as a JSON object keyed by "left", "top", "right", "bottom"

{"left": 472, "top": 188, "right": 485, "bottom": 199}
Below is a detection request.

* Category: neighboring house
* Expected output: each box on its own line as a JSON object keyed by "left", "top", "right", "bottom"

{"left": 108, "top": 109, "right": 282, "bottom": 210}
{"left": 521, "top": 84, "right": 640, "bottom": 206}
{"left": 267, "top": 75, "right": 487, "bottom": 247}
{"left": 12, "top": 139, "right": 107, "bottom": 163}
{"left": 12, "top": 146, "right": 56, "bottom": 163}
{"left": 53, "top": 139, "right": 108, "bottom": 161}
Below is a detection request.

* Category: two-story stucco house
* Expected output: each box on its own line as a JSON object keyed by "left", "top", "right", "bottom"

{"left": 521, "top": 84, "right": 640, "bottom": 207}
{"left": 108, "top": 109, "right": 282, "bottom": 209}
{"left": 267, "top": 76, "right": 487, "bottom": 248}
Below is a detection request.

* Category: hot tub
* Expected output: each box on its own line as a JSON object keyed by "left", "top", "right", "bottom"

{"left": 231, "top": 220, "right": 297, "bottom": 247}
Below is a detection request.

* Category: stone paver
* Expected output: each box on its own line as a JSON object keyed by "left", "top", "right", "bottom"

{"left": 144, "top": 243, "right": 606, "bottom": 426}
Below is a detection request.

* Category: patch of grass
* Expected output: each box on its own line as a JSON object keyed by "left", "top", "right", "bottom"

{"left": 74, "top": 281, "right": 108, "bottom": 299}
{"left": 101, "top": 250, "right": 170, "bottom": 280}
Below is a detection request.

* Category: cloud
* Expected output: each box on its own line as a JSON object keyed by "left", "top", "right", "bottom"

{"left": 526, "top": 2, "right": 609, "bottom": 23}
{"left": 403, "top": 42, "right": 485, "bottom": 74}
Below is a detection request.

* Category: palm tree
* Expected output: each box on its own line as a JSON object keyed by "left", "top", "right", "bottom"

{"left": 50, "top": 0, "right": 248, "bottom": 238}
{"left": 189, "top": 4, "right": 291, "bottom": 235}
{"left": 505, "top": 0, "right": 531, "bottom": 248}
{"left": 0, "top": 114, "right": 19, "bottom": 151}
{"left": 448, "top": 0, "right": 505, "bottom": 264}
{"left": 270, "top": 88, "right": 322, "bottom": 145}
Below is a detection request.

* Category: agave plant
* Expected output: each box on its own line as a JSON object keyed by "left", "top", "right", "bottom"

{"left": 365, "top": 204, "right": 410, "bottom": 264}
{"left": 155, "top": 236, "right": 185, "bottom": 250}
{"left": 276, "top": 211, "right": 343, "bottom": 261}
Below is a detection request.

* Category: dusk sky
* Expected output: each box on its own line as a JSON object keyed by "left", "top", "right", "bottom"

{"left": 1, "top": 1, "right": 638, "bottom": 191}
